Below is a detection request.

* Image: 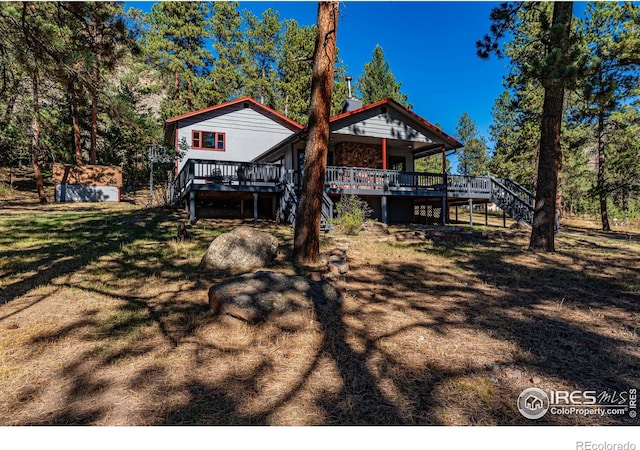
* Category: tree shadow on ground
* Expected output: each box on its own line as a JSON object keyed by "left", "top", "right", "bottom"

{"left": 2, "top": 217, "right": 638, "bottom": 425}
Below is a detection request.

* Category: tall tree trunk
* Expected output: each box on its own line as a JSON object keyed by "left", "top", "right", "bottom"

{"left": 30, "top": 69, "right": 47, "bottom": 204}
{"left": 529, "top": 1, "right": 573, "bottom": 251}
{"left": 597, "top": 111, "right": 610, "bottom": 231}
{"left": 68, "top": 81, "right": 83, "bottom": 166}
{"left": 293, "top": 1, "right": 338, "bottom": 264}
{"left": 90, "top": 8, "right": 99, "bottom": 165}
{"left": 91, "top": 69, "right": 98, "bottom": 165}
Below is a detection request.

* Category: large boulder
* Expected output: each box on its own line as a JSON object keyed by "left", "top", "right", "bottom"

{"left": 199, "top": 226, "right": 279, "bottom": 273}
{"left": 208, "top": 271, "right": 342, "bottom": 324}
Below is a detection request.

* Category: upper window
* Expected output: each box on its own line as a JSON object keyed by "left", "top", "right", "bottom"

{"left": 192, "top": 130, "right": 225, "bottom": 151}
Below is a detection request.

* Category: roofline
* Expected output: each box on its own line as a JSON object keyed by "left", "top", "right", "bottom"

{"left": 164, "top": 96, "right": 303, "bottom": 131}
{"left": 252, "top": 128, "right": 307, "bottom": 162}
{"left": 330, "top": 98, "right": 463, "bottom": 149}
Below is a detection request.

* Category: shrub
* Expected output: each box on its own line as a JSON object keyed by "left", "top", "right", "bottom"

{"left": 332, "top": 194, "right": 373, "bottom": 235}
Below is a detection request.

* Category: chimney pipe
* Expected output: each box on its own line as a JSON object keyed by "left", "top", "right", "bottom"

{"left": 346, "top": 76, "right": 353, "bottom": 99}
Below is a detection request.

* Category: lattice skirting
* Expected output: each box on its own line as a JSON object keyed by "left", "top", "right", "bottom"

{"left": 413, "top": 201, "right": 443, "bottom": 224}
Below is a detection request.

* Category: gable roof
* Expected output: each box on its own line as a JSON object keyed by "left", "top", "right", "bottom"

{"left": 330, "top": 98, "right": 463, "bottom": 150}
{"left": 164, "top": 96, "right": 303, "bottom": 131}
{"left": 253, "top": 98, "right": 463, "bottom": 162}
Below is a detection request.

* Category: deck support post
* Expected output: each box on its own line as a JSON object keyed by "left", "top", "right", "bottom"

{"left": 253, "top": 193, "right": 259, "bottom": 225}
{"left": 381, "top": 195, "right": 388, "bottom": 224}
{"left": 455, "top": 205, "right": 458, "bottom": 222}
{"left": 189, "top": 191, "right": 196, "bottom": 225}
{"left": 469, "top": 198, "right": 473, "bottom": 226}
{"left": 240, "top": 200, "right": 245, "bottom": 216}
{"left": 441, "top": 196, "right": 446, "bottom": 225}
{"left": 503, "top": 209, "right": 506, "bottom": 228}
{"left": 485, "top": 203, "right": 488, "bottom": 226}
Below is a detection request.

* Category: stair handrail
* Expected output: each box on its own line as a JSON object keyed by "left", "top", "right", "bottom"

{"left": 489, "top": 177, "right": 534, "bottom": 224}
{"left": 501, "top": 178, "right": 535, "bottom": 205}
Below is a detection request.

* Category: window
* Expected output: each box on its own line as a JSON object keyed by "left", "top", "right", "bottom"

{"left": 389, "top": 156, "right": 406, "bottom": 171}
{"left": 192, "top": 130, "right": 225, "bottom": 151}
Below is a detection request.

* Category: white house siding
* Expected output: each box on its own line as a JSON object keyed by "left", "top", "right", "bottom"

{"left": 331, "top": 108, "right": 434, "bottom": 144}
{"left": 176, "top": 103, "right": 296, "bottom": 172}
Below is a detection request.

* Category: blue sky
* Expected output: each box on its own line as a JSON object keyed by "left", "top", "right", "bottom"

{"left": 127, "top": 1, "right": 588, "bottom": 155}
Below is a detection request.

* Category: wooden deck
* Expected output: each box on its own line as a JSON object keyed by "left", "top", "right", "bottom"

{"left": 173, "top": 159, "right": 534, "bottom": 225}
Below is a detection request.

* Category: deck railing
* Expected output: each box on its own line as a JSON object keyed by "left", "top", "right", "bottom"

{"left": 282, "top": 166, "right": 445, "bottom": 192}
{"left": 447, "top": 175, "right": 492, "bottom": 195}
{"left": 175, "top": 159, "right": 283, "bottom": 195}
{"left": 174, "top": 159, "right": 515, "bottom": 201}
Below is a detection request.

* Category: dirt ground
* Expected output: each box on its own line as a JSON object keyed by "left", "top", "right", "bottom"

{"left": 1, "top": 186, "right": 639, "bottom": 425}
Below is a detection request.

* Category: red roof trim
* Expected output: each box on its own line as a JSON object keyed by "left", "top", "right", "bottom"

{"left": 165, "top": 96, "right": 303, "bottom": 131}
{"left": 330, "top": 98, "right": 463, "bottom": 148}
{"left": 329, "top": 98, "right": 390, "bottom": 123}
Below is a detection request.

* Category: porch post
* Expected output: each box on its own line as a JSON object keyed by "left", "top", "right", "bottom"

{"left": 382, "top": 138, "right": 387, "bottom": 170}
{"left": 441, "top": 146, "right": 446, "bottom": 173}
{"left": 381, "top": 195, "right": 388, "bottom": 224}
{"left": 189, "top": 190, "right": 196, "bottom": 225}
{"left": 468, "top": 176, "right": 473, "bottom": 226}
{"left": 253, "top": 193, "right": 259, "bottom": 225}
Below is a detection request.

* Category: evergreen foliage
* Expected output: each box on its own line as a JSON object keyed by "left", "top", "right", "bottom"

{"left": 356, "top": 44, "right": 411, "bottom": 108}
{"left": 455, "top": 112, "right": 489, "bottom": 176}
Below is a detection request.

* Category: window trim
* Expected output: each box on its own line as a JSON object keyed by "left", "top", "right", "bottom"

{"left": 191, "top": 130, "right": 226, "bottom": 152}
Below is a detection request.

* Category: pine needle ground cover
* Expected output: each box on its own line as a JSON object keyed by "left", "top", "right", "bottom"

{"left": 0, "top": 199, "right": 638, "bottom": 425}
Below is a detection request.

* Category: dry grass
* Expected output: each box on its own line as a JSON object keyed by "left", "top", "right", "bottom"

{"left": 1, "top": 191, "right": 639, "bottom": 425}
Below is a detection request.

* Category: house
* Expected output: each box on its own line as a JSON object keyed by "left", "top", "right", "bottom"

{"left": 254, "top": 97, "right": 462, "bottom": 224}
{"left": 165, "top": 96, "right": 535, "bottom": 226}
{"left": 164, "top": 97, "right": 303, "bottom": 174}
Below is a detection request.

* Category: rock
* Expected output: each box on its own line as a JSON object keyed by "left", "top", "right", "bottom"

{"left": 510, "top": 220, "right": 530, "bottom": 230}
{"left": 310, "top": 271, "right": 323, "bottom": 281}
{"left": 200, "top": 226, "right": 279, "bottom": 274}
{"left": 208, "top": 271, "right": 342, "bottom": 324}
{"left": 328, "top": 262, "right": 348, "bottom": 276}
{"left": 505, "top": 368, "right": 522, "bottom": 379}
{"left": 360, "top": 221, "right": 389, "bottom": 234}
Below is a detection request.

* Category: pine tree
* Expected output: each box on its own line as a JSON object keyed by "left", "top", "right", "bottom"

{"left": 0, "top": 2, "right": 69, "bottom": 202}
{"left": 293, "top": 1, "right": 339, "bottom": 264}
{"left": 210, "top": 1, "right": 245, "bottom": 103}
{"left": 276, "top": 19, "right": 315, "bottom": 123}
{"left": 143, "top": 1, "right": 214, "bottom": 118}
{"left": 243, "top": 8, "right": 282, "bottom": 108}
{"left": 455, "top": 112, "right": 489, "bottom": 176}
{"left": 575, "top": 2, "right": 640, "bottom": 231}
{"left": 356, "top": 44, "right": 411, "bottom": 108}
{"left": 479, "top": 2, "right": 580, "bottom": 251}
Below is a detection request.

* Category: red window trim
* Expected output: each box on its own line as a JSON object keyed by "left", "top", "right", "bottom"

{"left": 191, "top": 130, "right": 226, "bottom": 152}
